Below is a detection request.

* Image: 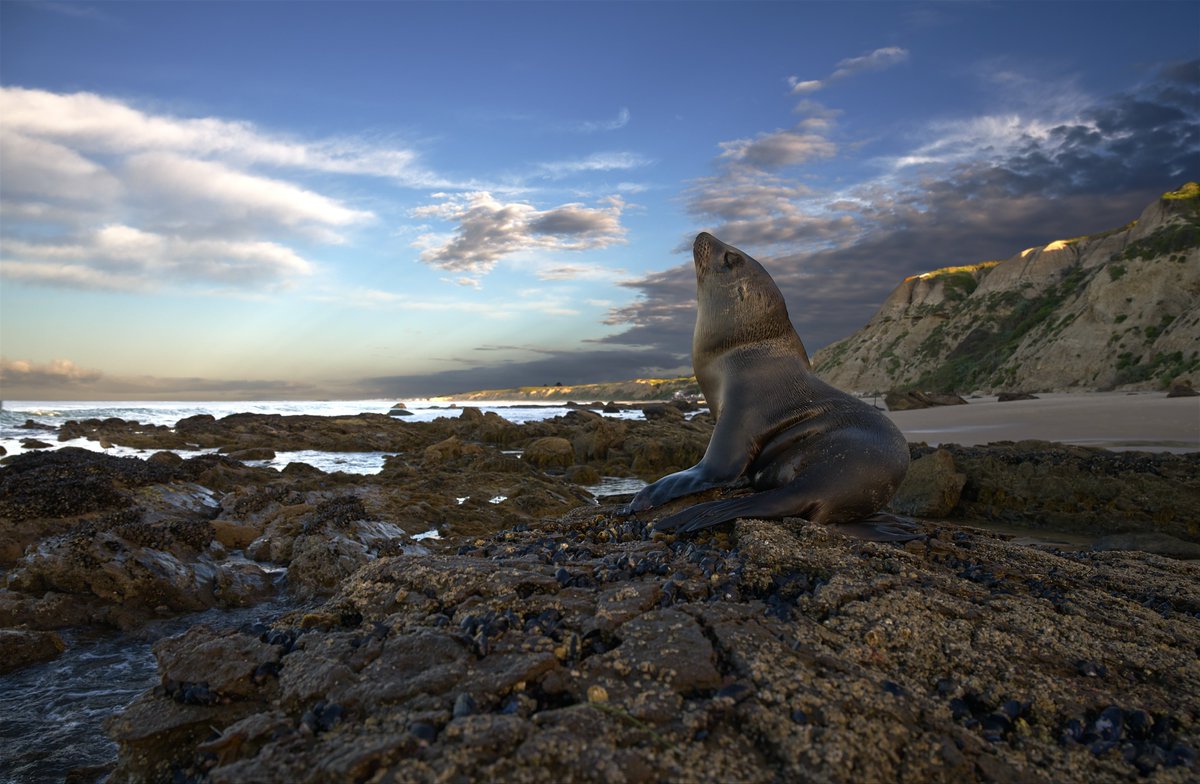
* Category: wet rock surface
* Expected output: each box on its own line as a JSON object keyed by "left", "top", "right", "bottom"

{"left": 908, "top": 441, "right": 1200, "bottom": 540}
{"left": 2, "top": 410, "right": 1198, "bottom": 781}
{"left": 891, "top": 448, "right": 967, "bottom": 518}
{"left": 106, "top": 512, "right": 1199, "bottom": 783}
{"left": 0, "top": 627, "right": 66, "bottom": 673}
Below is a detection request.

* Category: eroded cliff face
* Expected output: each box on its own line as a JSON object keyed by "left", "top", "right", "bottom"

{"left": 813, "top": 185, "right": 1200, "bottom": 394}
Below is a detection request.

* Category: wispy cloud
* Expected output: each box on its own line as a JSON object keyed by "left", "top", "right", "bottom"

{"left": 534, "top": 151, "right": 653, "bottom": 180}
{"left": 572, "top": 107, "right": 631, "bottom": 133}
{"left": 788, "top": 46, "right": 910, "bottom": 94}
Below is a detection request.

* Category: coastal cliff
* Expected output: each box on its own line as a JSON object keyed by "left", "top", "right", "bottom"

{"left": 813, "top": 184, "right": 1200, "bottom": 394}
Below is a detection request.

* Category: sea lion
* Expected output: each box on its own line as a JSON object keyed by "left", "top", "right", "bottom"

{"left": 623, "top": 232, "right": 911, "bottom": 536}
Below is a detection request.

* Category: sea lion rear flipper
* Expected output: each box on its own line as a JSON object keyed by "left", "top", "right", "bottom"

{"left": 654, "top": 485, "right": 814, "bottom": 534}
{"left": 834, "top": 513, "right": 925, "bottom": 543}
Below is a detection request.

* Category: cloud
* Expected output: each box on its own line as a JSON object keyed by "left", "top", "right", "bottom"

{"left": 0, "top": 357, "right": 103, "bottom": 387}
{"left": 535, "top": 151, "right": 653, "bottom": 180}
{"left": 363, "top": 347, "right": 688, "bottom": 398}
{"left": 789, "top": 46, "right": 910, "bottom": 94}
{"left": 0, "top": 86, "right": 443, "bottom": 186}
{"left": 0, "top": 356, "right": 318, "bottom": 400}
{"left": 0, "top": 132, "right": 122, "bottom": 207}
{"left": 680, "top": 170, "right": 852, "bottom": 250}
{"left": 893, "top": 61, "right": 1200, "bottom": 196}
{"left": 2, "top": 225, "right": 314, "bottom": 291}
{"left": 603, "top": 59, "right": 1197, "bottom": 363}
{"left": 789, "top": 80, "right": 824, "bottom": 94}
{"left": 0, "top": 86, "right": 446, "bottom": 294}
{"left": 573, "top": 107, "right": 631, "bottom": 133}
{"left": 533, "top": 262, "right": 621, "bottom": 281}
{"left": 122, "top": 153, "right": 373, "bottom": 241}
{"left": 718, "top": 128, "right": 836, "bottom": 169}
{"left": 311, "top": 286, "right": 583, "bottom": 318}
{"left": 0, "top": 260, "right": 152, "bottom": 292}
{"left": 831, "top": 47, "right": 910, "bottom": 80}
{"left": 411, "top": 192, "right": 627, "bottom": 278}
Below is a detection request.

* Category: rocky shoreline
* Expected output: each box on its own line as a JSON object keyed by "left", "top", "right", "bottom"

{"left": 2, "top": 407, "right": 1198, "bottom": 782}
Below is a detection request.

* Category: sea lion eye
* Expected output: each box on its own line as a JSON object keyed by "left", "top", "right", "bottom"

{"left": 723, "top": 252, "right": 741, "bottom": 267}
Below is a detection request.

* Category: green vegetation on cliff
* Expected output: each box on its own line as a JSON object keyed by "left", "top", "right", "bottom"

{"left": 909, "top": 265, "right": 1092, "bottom": 393}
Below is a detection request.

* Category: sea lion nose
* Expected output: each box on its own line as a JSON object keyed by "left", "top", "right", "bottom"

{"left": 694, "top": 232, "right": 715, "bottom": 265}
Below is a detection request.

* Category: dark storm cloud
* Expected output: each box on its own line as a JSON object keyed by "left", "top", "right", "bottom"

{"left": 996, "top": 63, "right": 1200, "bottom": 194}
{"left": 600, "top": 61, "right": 1198, "bottom": 359}
{"left": 362, "top": 348, "right": 689, "bottom": 398}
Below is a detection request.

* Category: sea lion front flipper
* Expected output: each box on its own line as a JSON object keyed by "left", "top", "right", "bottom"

{"left": 622, "top": 416, "right": 758, "bottom": 514}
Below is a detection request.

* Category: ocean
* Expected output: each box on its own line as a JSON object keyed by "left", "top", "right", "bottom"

{"left": 0, "top": 398, "right": 653, "bottom": 475}
{"left": 0, "top": 398, "right": 656, "bottom": 781}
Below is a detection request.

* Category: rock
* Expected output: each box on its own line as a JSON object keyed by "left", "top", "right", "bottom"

{"left": 997, "top": 392, "right": 1039, "bottom": 402}
{"left": 19, "top": 438, "right": 53, "bottom": 449}
{"left": 1166, "top": 379, "right": 1198, "bottom": 397}
{"left": 1092, "top": 532, "right": 1200, "bottom": 559}
{"left": 565, "top": 465, "right": 601, "bottom": 485}
{"left": 0, "top": 628, "right": 66, "bottom": 674}
{"left": 642, "top": 403, "right": 684, "bottom": 421}
{"left": 211, "top": 519, "right": 262, "bottom": 550}
{"left": 224, "top": 448, "right": 276, "bottom": 461}
{"left": 154, "top": 625, "right": 284, "bottom": 698}
{"left": 884, "top": 390, "right": 968, "bottom": 411}
{"left": 889, "top": 448, "right": 966, "bottom": 517}
{"left": 919, "top": 442, "right": 1200, "bottom": 540}
{"left": 108, "top": 507, "right": 1200, "bottom": 784}
{"left": 422, "top": 436, "right": 483, "bottom": 464}
{"left": 389, "top": 403, "right": 414, "bottom": 416}
{"left": 522, "top": 437, "right": 575, "bottom": 469}
{"left": 20, "top": 419, "right": 57, "bottom": 431}
{"left": 106, "top": 691, "right": 257, "bottom": 783}
{"left": 571, "top": 418, "right": 627, "bottom": 462}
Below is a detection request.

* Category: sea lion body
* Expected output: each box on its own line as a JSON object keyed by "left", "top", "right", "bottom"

{"left": 626, "top": 232, "right": 910, "bottom": 534}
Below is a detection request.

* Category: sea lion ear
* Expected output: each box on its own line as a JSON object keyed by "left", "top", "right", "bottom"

{"left": 723, "top": 251, "right": 743, "bottom": 268}
{"left": 737, "top": 284, "right": 747, "bottom": 301}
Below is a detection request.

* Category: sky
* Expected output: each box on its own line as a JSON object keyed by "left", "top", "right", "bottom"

{"left": 0, "top": 1, "right": 1197, "bottom": 400}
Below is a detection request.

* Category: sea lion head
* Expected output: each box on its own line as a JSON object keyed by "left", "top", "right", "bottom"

{"left": 692, "top": 232, "right": 797, "bottom": 353}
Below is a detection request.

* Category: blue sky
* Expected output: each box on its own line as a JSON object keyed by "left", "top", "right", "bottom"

{"left": 1, "top": 1, "right": 1197, "bottom": 399}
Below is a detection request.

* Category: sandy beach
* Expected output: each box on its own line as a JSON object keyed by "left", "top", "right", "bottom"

{"left": 882, "top": 391, "right": 1200, "bottom": 453}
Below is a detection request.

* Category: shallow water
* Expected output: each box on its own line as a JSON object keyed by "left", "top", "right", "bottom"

{"left": 0, "top": 399, "right": 656, "bottom": 470}
{"left": 587, "top": 476, "right": 647, "bottom": 499}
{"left": 948, "top": 519, "right": 1099, "bottom": 550}
{"left": 0, "top": 598, "right": 294, "bottom": 784}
